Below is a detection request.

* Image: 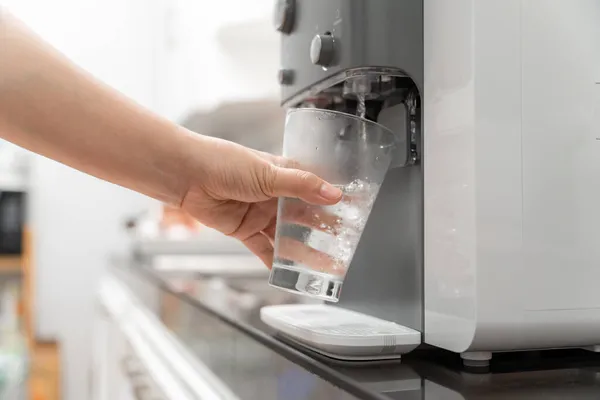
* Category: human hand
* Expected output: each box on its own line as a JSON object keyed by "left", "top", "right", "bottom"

{"left": 179, "top": 135, "right": 343, "bottom": 267}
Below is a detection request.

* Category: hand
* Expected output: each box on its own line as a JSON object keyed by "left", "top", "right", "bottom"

{"left": 0, "top": 10, "right": 338, "bottom": 273}
{"left": 180, "top": 135, "right": 343, "bottom": 267}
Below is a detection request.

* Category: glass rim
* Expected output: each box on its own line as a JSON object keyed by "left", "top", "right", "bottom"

{"left": 287, "top": 107, "right": 397, "bottom": 140}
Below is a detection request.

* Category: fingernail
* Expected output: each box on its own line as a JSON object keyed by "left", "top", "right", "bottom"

{"left": 319, "top": 183, "right": 342, "bottom": 200}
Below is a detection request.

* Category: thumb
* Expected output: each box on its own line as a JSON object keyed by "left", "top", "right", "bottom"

{"left": 268, "top": 166, "right": 342, "bottom": 205}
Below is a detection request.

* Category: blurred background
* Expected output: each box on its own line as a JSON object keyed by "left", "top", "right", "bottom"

{"left": 0, "top": 0, "right": 284, "bottom": 398}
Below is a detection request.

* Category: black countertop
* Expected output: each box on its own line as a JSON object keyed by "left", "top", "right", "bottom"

{"left": 115, "top": 261, "right": 600, "bottom": 400}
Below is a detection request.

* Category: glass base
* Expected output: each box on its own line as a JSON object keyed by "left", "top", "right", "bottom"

{"left": 268, "top": 263, "right": 343, "bottom": 302}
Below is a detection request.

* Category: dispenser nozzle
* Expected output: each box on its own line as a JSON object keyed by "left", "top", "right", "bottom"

{"left": 342, "top": 74, "right": 393, "bottom": 100}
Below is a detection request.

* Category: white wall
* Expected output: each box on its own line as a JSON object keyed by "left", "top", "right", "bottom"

{"left": 158, "top": 0, "right": 280, "bottom": 121}
{"left": 1, "top": 0, "right": 280, "bottom": 399}
{"left": 2, "top": 1, "right": 163, "bottom": 399}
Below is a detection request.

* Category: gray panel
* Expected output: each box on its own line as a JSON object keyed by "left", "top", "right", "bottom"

{"left": 278, "top": 0, "right": 425, "bottom": 331}
{"left": 337, "top": 158, "right": 423, "bottom": 331}
{"left": 280, "top": 0, "right": 424, "bottom": 103}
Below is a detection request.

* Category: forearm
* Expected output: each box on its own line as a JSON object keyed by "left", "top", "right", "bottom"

{"left": 0, "top": 8, "right": 192, "bottom": 205}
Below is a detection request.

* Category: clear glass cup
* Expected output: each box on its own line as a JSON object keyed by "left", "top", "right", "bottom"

{"left": 268, "top": 108, "right": 396, "bottom": 302}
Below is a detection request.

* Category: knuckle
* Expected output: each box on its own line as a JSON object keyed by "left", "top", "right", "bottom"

{"left": 258, "top": 163, "right": 276, "bottom": 198}
{"left": 297, "top": 170, "right": 319, "bottom": 190}
{"left": 296, "top": 170, "right": 313, "bottom": 183}
{"left": 272, "top": 155, "right": 287, "bottom": 168}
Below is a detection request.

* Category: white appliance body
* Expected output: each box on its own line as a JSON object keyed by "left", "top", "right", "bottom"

{"left": 424, "top": 0, "right": 600, "bottom": 353}
{"left": 262, "top": 0, "right": 600, "bottom": 361}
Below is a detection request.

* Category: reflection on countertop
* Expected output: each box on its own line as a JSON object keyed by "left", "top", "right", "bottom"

{"left": 114, "top": 260, "right": 600, "bottom": 400}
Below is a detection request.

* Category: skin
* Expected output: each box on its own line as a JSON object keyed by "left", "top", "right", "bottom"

{"left": 0, "top": 9, "right": 343, "bottom": 267}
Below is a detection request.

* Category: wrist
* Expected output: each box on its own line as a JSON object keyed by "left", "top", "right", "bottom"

{"left": 173, "top": 129, "right": 216, "bottom": 208}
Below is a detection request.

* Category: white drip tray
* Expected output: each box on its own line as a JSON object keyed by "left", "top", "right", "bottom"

{"left": 260, "top": 304, "right": 421, "bottom": 361}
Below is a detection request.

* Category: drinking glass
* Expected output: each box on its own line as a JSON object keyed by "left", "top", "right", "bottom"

{"left": 268, "top": 108, "right": 396, "bottom": 302}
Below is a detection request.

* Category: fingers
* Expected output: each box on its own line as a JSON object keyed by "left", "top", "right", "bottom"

{"left": 268, "top": 166, "right": 342, "bottom": 205}
{"left": 276, "top": 237, "right": 345, "bottom": 276}
{"left": 253, "top": 150, "right": 342, "bottom": 205}
{"left": 236, "top": 203, "right": 344, "bottom": 273}
{"left": 242, "top": 229, "right": 347, "bottom": 274}
{"left": 242, "top": 232, "right": 274, "bottom": 268}
{"left": 226, "top": 200, "right": 276, "bottom": 241}
{"left": 251, "top": 150, "right": 300, "bottom": 170}
{"left": 262, "top": 220, "right": 277, "bottom": 244}
{"left": 279, "top": 199, "right": 341, "bottom": 234}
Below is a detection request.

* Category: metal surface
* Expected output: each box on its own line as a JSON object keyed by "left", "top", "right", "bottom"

{"left": 278, "top": 0, "right": 423, "bottom": 104}
{"left": 310, "top": 34, "right": 335, "bottom": 66}
{"left": 273, "top": 0, "right": 295, "bottom": 34}
{"left": 275, "top": 0, "right": 425, "bottom": 331}
{"left": 277, "top": 69, "right": 294, "bottom": 85}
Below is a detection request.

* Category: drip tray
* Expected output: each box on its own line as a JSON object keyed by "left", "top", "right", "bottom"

{"left": 260, "top": 304, "right": 421, "bottom": 361}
